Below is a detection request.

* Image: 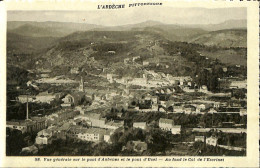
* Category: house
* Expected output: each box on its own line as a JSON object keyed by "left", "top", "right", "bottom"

{"left": 173, "top": 105, "right": 183, "bottom": 113}
{"left": 6, "top": 121, "right": 28, "bottom": 133}
{"left": 104, "top": 120, "right": 124, "bottom": 130}
{"left": 35, "top": 129, "right": 53, "bottom": 145}
{"left": 208, "top": 108, "right": 217, "bottom": 114}
{"left": 70, "top": 67, "right": 80, "bottom": 74}
{"left": 6, "top": 118, "right": 46, "bottom": 134}
{"left": 159, "top": 118, "right": 181, "bottom": 134}
{"left": 199, "top": 85, "right": 208, "bottom": 93}
{"left": 17, "top": 95, "right": 35, "bottom": 103}
{"left": 159, "top": 118, "right": 174, "bottom": 131}
{"left": 46, "top": 109, "right": 80, "bottom": 125}
{"left": 151, "top": 96, "right": 158, "bottom": 104}
{"left": 159, "top": 107, "right": 167, "bottom": 113}
{"left": 129, "top": 76, "right": 148, "bottom": 86}
{"left": 195, "top": 136, "right": 205, "bottom": 142}
{"left": 240, "top": 109, "right": 247, "bottom": 116}
{"left": 133, "top": 122, "right": 147, "bottom": 130}
{"left": 61, "top": 92, "right": 85, "bottom": 107}
{"left": 214, "top": 102, "right": 221, "bottom": 108}
{"left": 223, "top": 67, "right": 228, "bottom": 72}
{"left": 34, "top": 91, "right": 63, "bottom": 104}
{"left": 230, "top": 80, "right": 247, "bottom": 89}
{"left": 106, "top": 74, "right": 117, "bottom": 83}
{"left": 55, "top": 123, "right": 72, "bottom": 139}
{"left": 143, "top": 61, "right": 149, "bottom": 66}
{"left": 171, "top": 125, "right": 181, "bottom": 134}
{"left": 197, "top": 104, "right": 211, "bottom": 111}
{"left": 183, "top": 105, "right": 196, "bottom": 114}
{"left": 206, "top": 136, "right": 218, "bottom": 146}
{"left": 76, "top": 113, "right": 106, "bottom": 128}
{"left": 132, "top": 56, "right": 141, "bottom": 62}
{"left": 69, "top": 126, "right": 114, "bottom": 142}
{"left": 108, "top": 51, "right": 116, "bottom": 54}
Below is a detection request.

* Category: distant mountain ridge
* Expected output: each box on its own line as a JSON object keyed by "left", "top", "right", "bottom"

{"left": 8, "top": 19, "right": 246, "bottom": 37}
{"left": 8, "top": 21, "right": 105, "bottom": 37}
{"left": 7, "top": 20, "right": 247, "bottom": 48}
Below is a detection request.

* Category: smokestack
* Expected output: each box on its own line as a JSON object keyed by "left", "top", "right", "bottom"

{"left": 26, "top": 94, "right": 29, "bottom": 120}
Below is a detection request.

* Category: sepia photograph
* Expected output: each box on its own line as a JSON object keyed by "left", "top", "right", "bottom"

{"left": 5, "top": 6, "right": 249, "bottom": 157}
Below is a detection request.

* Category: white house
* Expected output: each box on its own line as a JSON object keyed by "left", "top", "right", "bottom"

{"left": 206, "top": 136, "right": 218, "bottom": 146}
{"left": 159, "top": 118, "right": 181, "bottom": 135}
{"left": 159, "top": 118, "right": 174, "bottom": 131}
{"left": 171, "top": 125, "right": 181, "bottom": 134}
{"left": 133, "top": 122, "right": 147, "bottom": 130}
{"left": 195, "top": 136, "right": 205, "bottom": 142}
{"left": 35, "top": 129, "right": 53, "bottom": 145}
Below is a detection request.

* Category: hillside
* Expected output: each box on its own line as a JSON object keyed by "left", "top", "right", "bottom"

{"left": 7, "top": 32, "right": 58, "bottom": 52}
{"left": 7, "top": 23, "right": 247, "bottom": 79}
{"left": 7, "top": 32, "right": 59, "bottom": 68}
{"left": 189, "top": 29, "right": 247, "bottom": 48}
{"left": 37, "top": 31, "right": 153, "bottom": 69}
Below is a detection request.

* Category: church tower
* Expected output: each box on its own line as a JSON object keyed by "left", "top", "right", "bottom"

{"left": 79, "top": 76, "right": 85, "bottom": 92}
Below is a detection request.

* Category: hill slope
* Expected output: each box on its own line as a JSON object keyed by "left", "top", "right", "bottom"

{"left": 189, "top": 29, "right": 247, "bottom": 48}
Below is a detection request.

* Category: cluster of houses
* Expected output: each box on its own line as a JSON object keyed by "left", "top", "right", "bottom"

{"left": 7, "top": 117, "right": 46, "bottom": 134}
{"left": 158, "top": 118, "right": 181, "bottom": 134}
{"left": 17, "top": 92, "right": 64, "bottom": 104}
{"left": 127, "top": 89, "right": 247, "bottom": 117}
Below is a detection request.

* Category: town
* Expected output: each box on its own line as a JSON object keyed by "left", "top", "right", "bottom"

{"left": 6, "top": 19, "right": 247, "bottom": 156}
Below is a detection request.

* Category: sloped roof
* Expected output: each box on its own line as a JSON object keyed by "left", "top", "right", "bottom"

{"left": 159, "top": 118, "right": 174, "bottom": 125}
{"left": 133, "top": 122, "right": 146, "bottom": 127}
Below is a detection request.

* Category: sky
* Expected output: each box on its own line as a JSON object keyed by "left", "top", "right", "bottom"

{"left": 7, "top": 7, "right": 247, "bottom": 26}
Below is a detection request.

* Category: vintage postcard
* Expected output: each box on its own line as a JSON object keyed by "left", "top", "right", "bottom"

{"left": 0, "top": 0, "right": 259, "bottom": 167}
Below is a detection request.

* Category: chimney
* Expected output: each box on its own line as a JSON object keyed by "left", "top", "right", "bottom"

{"left": 26, "top": 94, "right": 29, "bottom": 120}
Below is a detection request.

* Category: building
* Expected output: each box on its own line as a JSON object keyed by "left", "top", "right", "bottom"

{"left": 171, "top": 125, "right": 181, "bottom": 134}
{"left": 6, "top": 121, "right": 28, "bottom": 133}
{"left": 107, "top": 74, "right": 117, "bottom": 83}
{"left": 240, "top": 109, "right": 247, "bottom": 116}
{"left": 75, "top": 113, "right": 106, "bottom": 128}
{"left": 129, "top": 75, "right": 148, "bottom": 86}
{"left": 35, "top": 129, "right": 53, "bottom": 145}
{"left": 104, "top": 120, "right": 124, "bottom": 130}
{"left": 143, "top": 61, "right": 149, "bottom": 66}
{"left": 34, "top": 91, "right": 63, "bottom": 104}
{"left": 6, "top": 118, "right": 46, "bottom": 134}
{"left": 46, "top": 109, "right": 80, "bottom": 126}
{"left": 230, "top": 80, "right": 247, "bottom": 89}
{"left": 108, "top": 51, "right": 116, "bottom": 54}
{"left": 159, "top": 118, "right": 174, "bottom": 131}
{"left": 206, "top": 136, "right": 218, "bottom": 146}
{"left": 173, "top": 105, "right": 183, "bottom": 113}
{"left": 55, "top": 123, "right": 72, "bottom": 139}
{"left": 159, "top": 118, "right": 181, "bottom": 134}
{"left": 17, "top": 95, "right": 35, "bottom": 103}
{"left": 133, "top": 122, "right": 147, "bottom": 130}
{"left": 70, "top": 67, "right": 80, "bottom": 74}
{"left": 61, "top": 92, "right": 85, "bottom": 107}
{"left": 195, "top": 136, "right": 205, "bottom": 142}
{"left": 68, "top": 126, "right": 114, "bottom": 142}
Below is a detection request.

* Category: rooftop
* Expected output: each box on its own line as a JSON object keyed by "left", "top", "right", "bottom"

{"left": 159, "top": 118, "right": 174, "bottom": 125}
